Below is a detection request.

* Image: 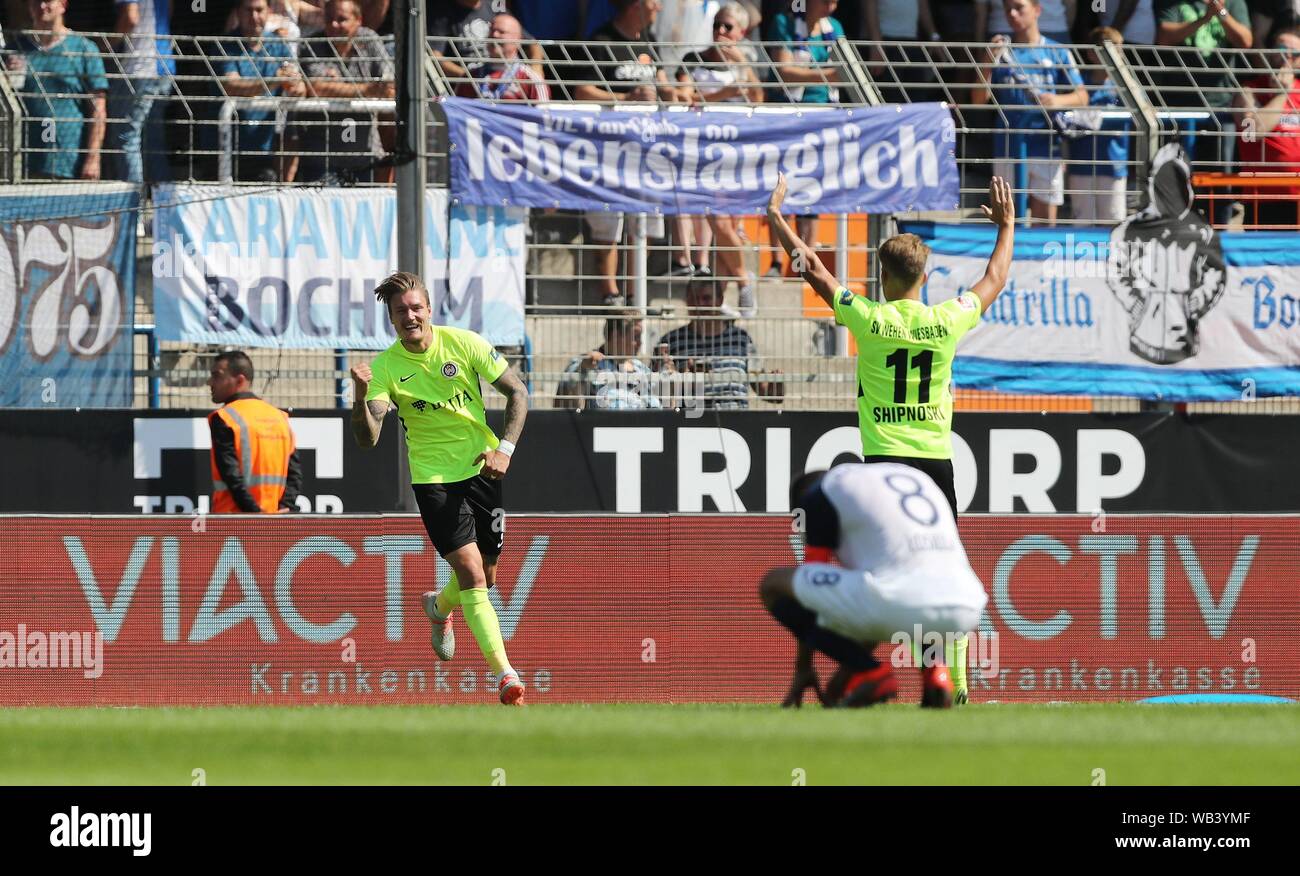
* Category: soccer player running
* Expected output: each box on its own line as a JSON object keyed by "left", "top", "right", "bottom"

{"left": 766, "top": 174, "right": 1015, "bottom": 704}
{"left": 351, "top": 272, "right": 530, "bottom": 705}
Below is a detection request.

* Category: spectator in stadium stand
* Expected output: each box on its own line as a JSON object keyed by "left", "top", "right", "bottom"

{"left": 1096, "top": 0, "right": 1158, "bottom": 45}
{"left": 108, "top": 0, "right": 175, "bottom": 184}
{"left": 1157, "top": 0, "right": 1252, "bottom": 222}
{"left": 8, "top": 0, "right": 107, "bottom": 181}
{"left": 511, "top": 0, "right": 581, "bottom": 39}
{"left": 972, "top": 0, "right": 1088, "bottom": 226}
{"left": 765, "top": 0, "right": 846, "bottom": 277}
{"left": 452, "top": 13, "right": 550, "bottom": 101}
{"left": 571, "top": 0, "right": 684, "bottom": 305}
{"left": 931, "top": 0, "right": 977, "bottom": 43}
{"left": 928, "top": 1, "right": 981, "bottom": 129}
{"left": 285, "top": 0, "right": 394, "bottom": 184}
{"left": 430, "top": 0, "right": 544, "bottom": 81}
{"left": 1067, "top": 27, "right": 1132, "bottom": 223}
{"left": 222, "top": 1, "right": 325, "bottom": 52}
{"left": 359, "top": 0, "right": 386, "bottom": 32}
{"left": 979, "top": 0, "right": 1071, "bottom": 42}
{"left": 1234, "top": 25, "right": 1300, "bottom": 226}
{"left": 654, "top": 0, "right": 721, "bottom": 71}
{"left": 553, "top": 309, "right": 664, "bottom": 410}
{"left": 215, "top": 0, "right": 306, "bottom": 182}
{"left": 735, "top": 0, "right": 764, "bottom": 63}
{"left": 674, "top": 2, "right": 762, "bottom": 315}
{"left": 1251, "top": 0, "right": 1300, "bottom": 48}
{"left": 582, "top": 0, "right": 619, "bottom": 36}
{"left": 206, "top": 350, "right": 303, "bottom": 514}
{"left": 861, "top": 0, "right": 941, "bottom": 105}
{"left": 656, "top": 277, "right": 783, "bottom": 410}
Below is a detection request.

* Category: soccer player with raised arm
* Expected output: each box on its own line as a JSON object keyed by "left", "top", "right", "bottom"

{"left": 766, "top": 175, "right": 1015, "bottom": 704}
{"left": 350, "top": 271, "right": 530, "bottom": 705}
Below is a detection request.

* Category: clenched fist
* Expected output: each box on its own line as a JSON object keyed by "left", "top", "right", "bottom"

{"left": 350, "top": 363, "right": 372, "bottom": 399}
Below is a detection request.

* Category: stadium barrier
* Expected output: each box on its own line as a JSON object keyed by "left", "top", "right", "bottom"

{"left": 4, "top": 409, "right": 1299, "bottom": 515}
{"left": 2, "top": 34, "right": 1299, "bottom": 412}
{"left": 1, "top": 514, "right": 1294, "bottom": 705}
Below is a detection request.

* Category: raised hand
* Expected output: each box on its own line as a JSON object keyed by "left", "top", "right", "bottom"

{"left": 350, "top": 362, "right": 372, "bottom": 397}
{"left": 767, "top": 172, "right": 788, "bottom": 216}
{"left": 980, "top": 176, "right": 1015, "bottom": 228}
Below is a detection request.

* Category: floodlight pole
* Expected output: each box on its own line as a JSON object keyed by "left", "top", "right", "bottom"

{"left": 395, "top": 0, "right": 427, "bottom": 278}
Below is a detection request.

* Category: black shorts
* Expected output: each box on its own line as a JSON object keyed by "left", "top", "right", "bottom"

{"left": 861, "top": 455, "right": 958, "bottom": 520}
{"left": 412, "top": 475, "right": 505, "bottom": 559}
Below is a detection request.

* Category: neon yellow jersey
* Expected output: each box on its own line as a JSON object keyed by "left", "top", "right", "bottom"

{"left": 833, "top": 287, "right": 982, "bottom": 459}
{"left": 365, "top": 327, "right": 509, "bottom": 484}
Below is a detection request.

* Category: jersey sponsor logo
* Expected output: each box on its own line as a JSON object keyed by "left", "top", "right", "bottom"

{"left": 491, "top": 349, "right": 502, "bottom": 360}
{"left": 872, "top": 404, "right": 946, "bottom": 424}
{"left": 958, "top": 294, "right": 976, "bottom": 311}
{"left": 839, "top": 288, "right": 854, "bottom": 306}
{"left": 399, "top": 374, "right": 415, "bottom": 382}
{"left": 410, "top": 389, "right": 474, "bottom": 415}
{"left": 441, "top": 362, "right": 459, "bottom": 378}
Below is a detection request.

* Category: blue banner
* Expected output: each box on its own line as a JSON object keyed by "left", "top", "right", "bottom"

{"left": 442, "top": 97, "right": 960, "bottom": 215}
{"left": 905, "top": 222, "right": 1300, "bottom": 402}
{"left": 0, "top": 186, "right": 139, "bottom": 408}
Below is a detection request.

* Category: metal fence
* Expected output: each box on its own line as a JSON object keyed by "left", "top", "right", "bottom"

{"left": 3, "top": 31, "right": 1298, "bottom": 413}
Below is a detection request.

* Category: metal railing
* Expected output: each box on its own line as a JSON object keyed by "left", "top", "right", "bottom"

{"left": 3, "top": 32, "right": 1299, "bottom": 413}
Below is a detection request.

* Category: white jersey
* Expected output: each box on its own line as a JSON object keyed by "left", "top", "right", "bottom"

{"left": 818, "top": 463, "right": 982, "bottom": 605}
{"left": 794, "top": 463, "right": 987, "bottom": 641}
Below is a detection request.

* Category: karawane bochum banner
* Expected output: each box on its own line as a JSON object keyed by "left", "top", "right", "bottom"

{"left": 151, "top": 186, "right": 526, "bottom": 348}
{"left": 441, "top": 96, "right": 960, "bottom": 215}
{"left": 910, "top": 145, "right": 1300, "bottom": 402}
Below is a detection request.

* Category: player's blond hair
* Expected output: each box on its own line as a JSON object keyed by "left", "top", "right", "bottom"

{"left": 878, "top": 234, "right": 931, "bottom": 290}
{"left": 374, "top": 271, "right": 430, "bottom": 317}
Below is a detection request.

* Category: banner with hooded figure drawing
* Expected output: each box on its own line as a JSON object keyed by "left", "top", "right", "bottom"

{"left": 904, "top": 147, "right": 1300, "bottom": 401}
{"left": 1107, "top": 143, "right": 1228, "bottom": 365}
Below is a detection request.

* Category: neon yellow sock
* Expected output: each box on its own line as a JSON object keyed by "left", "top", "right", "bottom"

{"left": 434, "top": 572, "right": 462, "bottom": 618}
{"left": 945, "top": 634, "right": 969, "bottom": 695}
{"left": 459, "top": 587, "right": 511, "bottom": 676}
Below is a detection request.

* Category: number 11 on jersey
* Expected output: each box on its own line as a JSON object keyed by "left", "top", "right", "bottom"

{"left": 884, "top": 348, "right": 933, "bottom": 404}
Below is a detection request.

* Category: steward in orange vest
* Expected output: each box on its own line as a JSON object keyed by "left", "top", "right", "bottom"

{"left": 206, "top": 351, "right": 302, "bottom": 513}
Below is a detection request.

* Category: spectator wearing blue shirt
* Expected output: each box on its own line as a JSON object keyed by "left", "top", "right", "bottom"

{"left": 10, "top": 0, "right": 107, "bottom": 180}
{"left": 109, "top": 0, "right": 175, "bottom": 184}
{"left": 973, "top": 0, "right": 1088, "bottom": 225}
{"left": 217, "top": 0, "right": 306, "bottom": 182}
{"left": 768, "top": 0, "right": 846, "bottom": 106}
{"left": 1067, "top": 27, "right": 1131, "bottom": 223}
{"left": 765, "top": 0, "right": 846, "bottom": 274}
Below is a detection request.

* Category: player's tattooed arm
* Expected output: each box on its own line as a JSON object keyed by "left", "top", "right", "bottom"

{"left": 349, "top": 362, "right": 388, "bottom": 448}
{"left": 475, "top": 367, "right": 529, "bottom": 481}
{"left": 492, "top": 367, "right": 529, "bottom": 445}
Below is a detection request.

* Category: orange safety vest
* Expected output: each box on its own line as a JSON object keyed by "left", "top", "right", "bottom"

{"left": 208, "top": 397, "right": 296, "bottom": 514}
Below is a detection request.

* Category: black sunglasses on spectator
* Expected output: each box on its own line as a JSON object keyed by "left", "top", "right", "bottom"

{"left": 714, "top": 22, "right": 737, "bottom": 32}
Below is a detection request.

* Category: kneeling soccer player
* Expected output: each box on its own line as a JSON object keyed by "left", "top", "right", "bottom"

{"left": 759, "top": 462, "right": 988, "bottom": 709}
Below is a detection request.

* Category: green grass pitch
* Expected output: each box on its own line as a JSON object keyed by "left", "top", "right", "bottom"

{"left": 1, "top": 704, "right": 1296, "bottom": 785}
